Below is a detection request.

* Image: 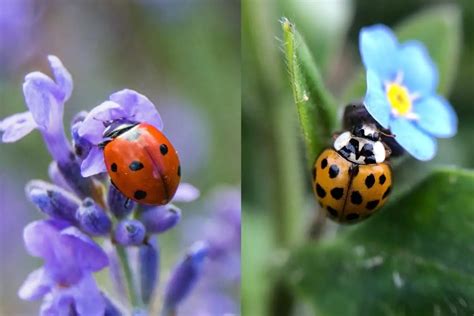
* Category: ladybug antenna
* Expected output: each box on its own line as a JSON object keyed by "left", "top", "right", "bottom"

{"left": 380, "top": 130, "right": 396, "bottom": 138}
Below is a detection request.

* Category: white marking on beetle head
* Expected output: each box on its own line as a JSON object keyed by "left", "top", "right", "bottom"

{"left": 334, "top": 131, "right": 351, "bottom": 151}
{"left": 374, "top": 141, "right": 386, "bottom": 163}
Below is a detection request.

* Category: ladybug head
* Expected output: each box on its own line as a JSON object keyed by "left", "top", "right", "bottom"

{"left": 102, "top": 119, "right": 138, "bottom": 139}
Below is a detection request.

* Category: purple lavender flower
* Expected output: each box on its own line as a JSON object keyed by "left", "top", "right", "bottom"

{"left": 76, "top": 198, "right": 112, "bottom": 236}
{"left": 140, "top": 204, "right": 181, "bottom": 234}
{"left": 114, "top": 219, "right": 146, "bottom": 246}
{"left": 0, "top": 55, "right": 97, "bottom": 199}
{"left": 163, "top": 241, "right": 209, "bottom": 313}
{"left": 26, "top": 180, "right": 81, "bottom": 223}
{"left": 18, "top": 219, "right": 109, "bottom": 316}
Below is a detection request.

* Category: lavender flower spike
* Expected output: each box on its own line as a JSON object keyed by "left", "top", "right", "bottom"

{"left": 163, "top": 241, "right": 209, "bottom": 313}
{"left": 26, "top": 180, "right": 81, "bottom": 223}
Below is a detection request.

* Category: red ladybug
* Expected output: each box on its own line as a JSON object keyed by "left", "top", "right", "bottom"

{"left": 101, "top": 121, "right": 181, "bottom": 205}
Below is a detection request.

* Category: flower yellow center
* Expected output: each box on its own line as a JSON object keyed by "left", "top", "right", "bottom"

{"left": 386, "top": 83, "right": 412, "bottom": 115}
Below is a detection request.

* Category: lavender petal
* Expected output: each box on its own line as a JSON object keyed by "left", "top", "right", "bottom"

{"left": 173, "top": 183, "right": 200, "bottom": 203}
{"left": 81, "top": 146, "right": 107, "bottom": 177}
{"left": 0, "top": 111, "right": 37, "bottom": 142}
{"left": 18, "top": 268, "right": 52, "bottom": 301}
{"left": 48, "top": 55, "right": 73, "bottom": 101}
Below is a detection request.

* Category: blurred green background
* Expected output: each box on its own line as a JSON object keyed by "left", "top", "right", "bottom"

{"left": 0, "top": 0, "right": 240, "bottom": 315}
{"left": 243, "top": 0, "right": 474, "bottom": 315}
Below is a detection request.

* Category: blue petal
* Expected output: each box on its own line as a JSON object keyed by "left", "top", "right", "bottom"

{"left": 398, "top": 41, "right": 438, "bottom": 96}
{"left": 359, "top": 24, "right": 399, "bottom": 80}
{"left": 0, "top": 111, "right": 37, "bottom": 142}
{"left": 389, "top": 117, "right": 437, "bottom": 161}
{"left": 364, "top": 70, "right": 390, "bottom": 128}
{"left": 414, "top": 95, "right": 457, "bottom": 138}
{"left": 48, "top": 55, "right": 73, "bottom": 101}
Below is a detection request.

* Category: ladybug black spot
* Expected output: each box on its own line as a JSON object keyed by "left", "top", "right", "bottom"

{"left": 346, "top": 213, "right": 360, "bottom": 221}
{"left": 160, "top": 144, "right": 168, "bottom": 155}
{"left": 383, "top": 186, "right": 392, "bottom": 199}
{"left": 111, "top": 163, "right": 118, "bottom": 172}
{"left": 316, "top": 183, "right": 326, "bottom": 198}
{"left": 366, "top": 200, "right": 380, "bottom": 210}
{"left": 134, "top": 190, "right": 147, "bottom": 200}
{"left": 321, "top": 158, "right": 328, "bottom": 169}
{"left": 177, "top": 165, "right": 181, "bottom": 177}
{"left": 330, "top": 187, "right": 344, "bottom": 200}
{"left": 327, "top": 206, "right": 338, "bottom": 218}
{"left": 129, "top": 161, "right": 144, "bottom": 171}
{"left": 350, "top": 191, "right": 363, "bottom": 205}
{"left": 329, "top": 165, "right": 339, "bottom": 178}
{"left": 365, "top": 174, "right": 375, "bottom": 189}
{"left": 379, "top": 174, "right": 386, "bottom": 185}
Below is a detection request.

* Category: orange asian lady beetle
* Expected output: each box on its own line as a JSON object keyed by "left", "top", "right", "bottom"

{"left": 100, "top": 121, "right": 181, "bottom": 205}
{"left": 312, "top": 103, "right": 396, "bottom": 223}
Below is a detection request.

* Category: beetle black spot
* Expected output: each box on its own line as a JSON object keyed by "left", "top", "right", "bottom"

{"left": 111, "top": 163, "right": 118, "bottom": 172}
{"left": 321, "top": 158, "right": 328, "bottom": 169}
{"left": 350, "top": 191, "right": 363, "bottom": 205}
{"left": 364, "top": 155, "right": 376, "bottom": 164}
{"left": 329, "top": 165, "right": 339, "bottom": 178}
{"left": 316, "top": 183, "right": 326, "bottom": 198}
{"left": 366, "top": 200, "right": 379, "bottom": 210}
{"left": 379, "top": 174, "right": 386, "bottom": 185}
{"left": 177, "top": 165, "right": 181, "bottom": 177}
{"left": 134, "top": 190, "right": 147, "bottom": 200}
{"left": 160, "top": 144, "right": 168, "bottom": 155}
{"left": 365, "top": 174, "right": 375, "bottom": 188}
{"left": 383, "top": 186, "right": 392, "bottom": 199}
{"left": 330, "top": 187, "right": 344, "bottom": 200}
{"left": 327, "top": 206, "right": 338, "bottom": 218}
{"left": 129, "top": 161, "right": 144, "bottom": 171}
{"left": 346, "top": 213, "right": 360, "bottom": 221}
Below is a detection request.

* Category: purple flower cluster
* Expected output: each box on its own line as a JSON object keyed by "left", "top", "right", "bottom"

{"left": 1, "top": 56, "right": 209, "bottom": 315}
{"left": 180, "top": 187, "right": 241, "bottom": 316}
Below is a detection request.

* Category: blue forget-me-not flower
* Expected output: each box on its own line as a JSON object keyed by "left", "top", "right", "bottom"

{"left": 359, "top": 24, "right": 457, "bottom": 160}
{"left": 1, "top": 56, "right": 210, "bottom": 316}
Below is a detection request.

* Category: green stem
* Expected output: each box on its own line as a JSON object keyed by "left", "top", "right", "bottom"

{"left": 116, "top": 244, "right": 141, "bottom": 309}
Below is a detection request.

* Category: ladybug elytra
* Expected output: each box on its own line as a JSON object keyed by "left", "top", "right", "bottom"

{"left": 101, "top": 121, "right": 181, "bottom": 205}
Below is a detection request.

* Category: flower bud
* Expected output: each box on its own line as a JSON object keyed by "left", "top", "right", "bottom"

{"left": 48, "top": 161, "right": 72, "bottom": 191}
{"left": 108, "top": 184, "right": 135, "bottom": 219}
{"left": 114, "top": 220, "right": 146, "bottom": 246}
{"left": 76, "top": 198, "right": 112, "bottom": 236}
{"left": 71, "top": 111, "right": 92, "bottom": 161}
{"left": 26, "top": 180, "right": 80, "bottom": 222}
{"left": 163, "top": 241, "right": 209, "bottom": 310}
{"left": 139, "top": 236, "right": 159, "bottom": 305}
{"left": 139, "top": 204, "right": 181, "bottom": 234}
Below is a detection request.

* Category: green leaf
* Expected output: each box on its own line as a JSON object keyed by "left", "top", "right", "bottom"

{"left": 344, "top": 4, "right": 461, "bottom": 100}
{"left": 286, "top": 168, "right": 474, "bottom": 315}
{"left": 281, "top": 18, "right": 338, "bottom": 166}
